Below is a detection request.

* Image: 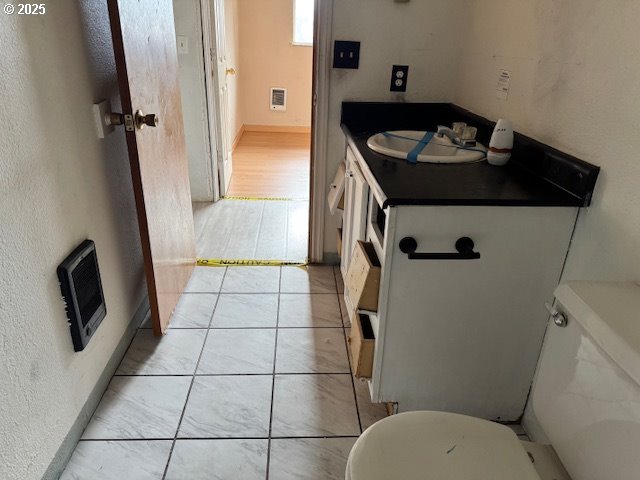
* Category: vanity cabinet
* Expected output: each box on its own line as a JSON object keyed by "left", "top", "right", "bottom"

{"left": 339, "top": 143, "right": 578, "bottom": 421}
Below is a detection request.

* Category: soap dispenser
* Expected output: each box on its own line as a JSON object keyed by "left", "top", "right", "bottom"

{"left": 487, "top": 119, "right": 513, "bottom": 166}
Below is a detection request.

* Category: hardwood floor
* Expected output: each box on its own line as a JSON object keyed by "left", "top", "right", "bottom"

{"left": 227, "top": 131, "right": 311, "bottom": 199}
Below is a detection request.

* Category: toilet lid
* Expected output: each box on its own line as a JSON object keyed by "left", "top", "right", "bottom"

{"left": 347, "top": 411, "right": 541, "bottom": 480}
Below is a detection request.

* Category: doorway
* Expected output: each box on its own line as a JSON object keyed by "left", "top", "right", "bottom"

{"left": 175, "top": 0, "right": 316, "bottom": 264}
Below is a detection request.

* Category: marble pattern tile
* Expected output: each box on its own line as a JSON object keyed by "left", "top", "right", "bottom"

{"left": 221, "top": 266, "right": 280, "bottom": 293}
{"left": 116, "top": 329, "right": 207, "bottom": 375}
{"left": 276, "top": 328, "right": 350, "bottom": 374}
{"left": 284, "top": 200, "right": 310, "bottom": 261}
{"left": 271, "top": 374, "right": 360, "bottom": 437}
{"left": 252, "top": 201, "right": 288, "bottom": 261}
{"left": 165, "top": 439, "right": 268, "bottom": 480}
{"left": 179, "top": 376, "right": 272, "bottom": 438}
{"left": 269, "top": 438, "right": 357, "bottom": 480}
{"left": 211, "top": 294, "right": 278, "bottom": 328}
{"left": 338, "top": 294, "right": 351, "bottom": 327}
{"left": 168, "top": 293, "right": 217, "bottom": 328}
{"left": 280, "top": 266, "right": 336, "bottom": 293}
{"left": 353, "top": 376, "right": 388, "bottom": 431}
{"left": 278, "top": 294, "right": 342, "bottom": 327}
{"left": 197, "top": 329, "right": 275, "bottom": 374}
{"left": 82, "top": 376, "right": 191, "bottom": 439}
{"left": 60, "top": 440, "right": 172, "bottom": 480}
{"left": 185, "top": 267, "right": 226, "bottom": 293}
{"left": 334, "top": 266, "right": 345, "bottom": 294}
{"left": 193, "top": 200, "right": 308, "bottom": 262}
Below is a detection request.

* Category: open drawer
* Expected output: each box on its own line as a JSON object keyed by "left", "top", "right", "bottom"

{"left": 345, "top": 240, "right": 381, "bottom": 312}
{"left": 348, "top": 312, "right": 375, "bottom": 378}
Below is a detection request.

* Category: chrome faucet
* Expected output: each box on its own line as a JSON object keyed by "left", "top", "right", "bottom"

{"left": 436, "top": 124, "right": 477, "bottom": 148}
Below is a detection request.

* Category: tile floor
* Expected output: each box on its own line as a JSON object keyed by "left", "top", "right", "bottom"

{"left": 192, "top": 200, "right": 309, "bottom": 263}
{"left": 61, "top": 266, "right": 387, "bottom": 480}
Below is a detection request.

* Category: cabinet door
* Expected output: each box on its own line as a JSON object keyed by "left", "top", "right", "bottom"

{"left": 340, "top": 151, "right": 357, "bottom": 277}
{"left": 378, "top": 205, "right": 578, "bottom": 418}
{"left": 351, "top": 160, "right": 370, "bottom": 248}
{"left": 341, "top": 147, "right": 370, "bottom": 277}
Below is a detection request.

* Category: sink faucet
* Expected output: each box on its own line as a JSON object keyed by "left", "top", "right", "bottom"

{"left": 436, "top": 125, "right": 477, "bottom": 148}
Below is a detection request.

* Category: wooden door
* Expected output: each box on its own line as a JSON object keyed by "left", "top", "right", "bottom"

{"left": 211, "top": 0, "right": 233, "bottom": 194}
{"left": 108, "top": 0, "right": 196, "bottom": 335}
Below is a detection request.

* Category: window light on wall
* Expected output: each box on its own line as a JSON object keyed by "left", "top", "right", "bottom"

{"left": 293, "top": 0, "right": 314, "bottom": 46}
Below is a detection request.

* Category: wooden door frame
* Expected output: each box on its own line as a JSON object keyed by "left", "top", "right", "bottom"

{"left": 200, "top": 0, "right": 333, "bottom": 263}
{"left": 308, "top": 0, "right": 333, "bottom": 263}
{"left": 200, "top": 0, "right": 221, "bottom": 202}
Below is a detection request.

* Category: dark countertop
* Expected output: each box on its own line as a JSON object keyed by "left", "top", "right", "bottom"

{"left": 341, "top": 102, "right": 599, "bottom": 208}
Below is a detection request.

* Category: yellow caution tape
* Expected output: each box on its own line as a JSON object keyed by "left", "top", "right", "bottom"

{"left": 197, "top": 258, "right": 308, "bottom": 267}
{"left": 221, "top": 196, "right": 303, "bottom": 202}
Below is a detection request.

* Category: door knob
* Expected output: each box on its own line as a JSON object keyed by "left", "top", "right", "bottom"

{"left": 226, "top": 67, "right": 236, "bottom": 75}
{"left": 135, "top": 110, "right": 159, "bottom": 129}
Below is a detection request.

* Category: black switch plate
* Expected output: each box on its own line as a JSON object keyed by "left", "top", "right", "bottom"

{"left": 333, "top": 41, "right": 360, "bottom": 69}
{"left": 390, "top": 65, "right": 409, "bottom": 92}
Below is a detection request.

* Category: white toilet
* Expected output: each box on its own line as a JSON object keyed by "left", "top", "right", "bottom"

{"left": 346, "top": 281, "right": 640, "bottom": 479}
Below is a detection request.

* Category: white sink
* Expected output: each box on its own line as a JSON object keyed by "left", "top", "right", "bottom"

{"left": 367, "top": 130, "right": 487, "bottom": 164}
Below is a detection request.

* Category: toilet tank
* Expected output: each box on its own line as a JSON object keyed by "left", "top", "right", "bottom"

{"left": 530, "top": 281, "right": 640, "bottom": 480}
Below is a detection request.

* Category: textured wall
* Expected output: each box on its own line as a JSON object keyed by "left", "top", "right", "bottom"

{"left": 323, "top": 0, "right": 467, "bottom": 255}
{"left": 238, "top": 0, "right": 313, "bottom": 128}
{"left": 0, "top": 2, "right": 145, "bottom": 479}
{"left": 174, "top": 0, "right": 214, "bottom": 201}
{"left": 453, "top": 0, "right": 640, "bottom": 282}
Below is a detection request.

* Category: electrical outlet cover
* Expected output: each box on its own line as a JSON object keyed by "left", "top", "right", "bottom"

{"left": 390, "top": 65, "right": 409, "bottom": 92}
{"left": 333, "top": 41, "right": 360, "bottom": 69}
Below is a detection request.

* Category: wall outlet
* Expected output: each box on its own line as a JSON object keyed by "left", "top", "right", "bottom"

{"left": 390, "top": 65, "right": 409, "bottom": 92}
{"left": 333, "top": 41, "right": 360, "bottom": 69}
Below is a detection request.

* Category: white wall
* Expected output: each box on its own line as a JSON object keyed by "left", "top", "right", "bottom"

{"left": 453, "top": 0, "right": 640, "bottom": 282}
{"left": 238, "top": 0, "right": 313, "bottom": 128}
{"left": 174, "top": 0, "right": 214, "bottom": 201}
{"left": 0, "top": 2, "right": 145, "bottom": 479}
{"left": 323, "top": 0, "right": 468, "bottom": 256}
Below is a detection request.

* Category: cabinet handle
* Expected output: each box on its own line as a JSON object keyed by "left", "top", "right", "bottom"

{"left": 398, "top": 236, "right": 481, "bottom": 260}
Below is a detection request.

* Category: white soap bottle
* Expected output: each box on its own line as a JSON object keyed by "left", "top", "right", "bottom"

{"left": 487, "top": 119, "right": 513, "bottom": 166}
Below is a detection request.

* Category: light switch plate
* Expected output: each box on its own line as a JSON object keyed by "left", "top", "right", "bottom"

{"left": 92, "top": 100, "right": 114, "bottom": 139}
{"left": 177, "top": 35, "right": 189, "bottom": 54}
{"left": 333, "top": 41, "right": 360, "bottom": 69}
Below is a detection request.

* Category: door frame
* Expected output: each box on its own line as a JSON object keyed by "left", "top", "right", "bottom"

{"left": 200, "top": 0, "right": 221, "bottom": 202}
{"left": 308, "top": 0, "right": 333, "bottom": 263}
{"left": 200, "top": 0, "right": 332, "bottom": 263}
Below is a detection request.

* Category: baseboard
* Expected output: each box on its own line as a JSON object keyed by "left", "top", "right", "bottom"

{"left": 243, "top": 124, "right": 311, "bottom": 134}
{"left": 41, "top": 296, "right": 150, "bottom": 480}
{"left": 231, "top": 124, "right": 245, "bottom": 152}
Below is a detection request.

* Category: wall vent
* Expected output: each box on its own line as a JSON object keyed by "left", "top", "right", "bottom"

{"left": 57, "top": 240, "right": 107, "bottom": 352}
{"left": 270, "top": 87, "right": 287, "bottom": 111}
